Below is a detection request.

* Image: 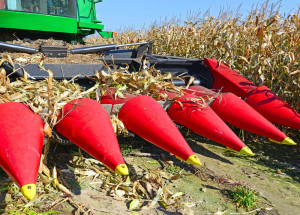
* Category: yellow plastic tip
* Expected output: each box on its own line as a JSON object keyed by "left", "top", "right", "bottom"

{"left": 176, "top": 155, "right": 202, "bottom": 165}
{"left": 281, "top": 137, "right": 297, "bottom": 146}
{"left": 239, "top": 146, "right": 255, "bottom": 156}
{"left": 227, "top": 146, "right": 255, "bottom": 156}
{"left": 269, "top": 137, "right": 297, "bottom": 146}
{"left": 114, "top": 164, "right": 129, "bottom": 175}
{"left": 21, "top": 184, "right": 36, "bottom": 200}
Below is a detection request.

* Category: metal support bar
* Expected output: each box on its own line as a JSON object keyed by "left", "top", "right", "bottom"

{"left": 0, "top": 41, "right": 39, "bottom": 54}
{"left": 70, "top": 41, "right": 150, "bottom": 54}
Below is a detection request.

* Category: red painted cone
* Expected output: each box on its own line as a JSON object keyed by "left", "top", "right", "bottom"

{"left": 118, "top": 95, "right": 201, "bottom": 165}
{"left": 246, "top": 85, "right": 300, "bottom": 132}
{"left": 167, "top": 94, "right": 254, "bottom": 156}
{"left": 185, "top": 86, "right": 296, "bottom": 145}
{"left": 101, "top": 88, "right": 136, "bottom": 105}
{"left": 204, "top": 58, "right": 300, "bottom": 131}
{"left": 159, "top": 90, "right": 182, "bottom": 100}
{"left": 182, "top": 87, "right": 215, "bottom": 100}
{"left": 204, "top": 58, "right": 256, "bottom": 99}
{"left": 0, "top": 102, "right": 44, "bottom": 200}
{"left": 56, "top": 98, "right": 128, "bottom": 175}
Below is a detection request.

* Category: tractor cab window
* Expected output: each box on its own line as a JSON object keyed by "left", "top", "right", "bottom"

{"left": 2, "top": 0, "right": 76, "bottom": 18}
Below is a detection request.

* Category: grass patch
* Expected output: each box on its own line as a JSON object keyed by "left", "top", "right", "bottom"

{"left": 6, "top": 210, "right": 59, "bottom": 215}
{"left": 119, "top": 143, "right": 141, "bottom": 156}
{"left": 166, "top": 165, "right": 182, "bottom": 175}
{"left": 227, "top": 186, "right": 258, "bottom": 211}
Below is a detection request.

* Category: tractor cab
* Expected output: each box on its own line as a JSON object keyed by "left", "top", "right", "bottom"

{"left": 0, "top": 0, "right": 76, "bottom": 17}
{"left": 0, "top": 0, "right": 113, "bottom": 42}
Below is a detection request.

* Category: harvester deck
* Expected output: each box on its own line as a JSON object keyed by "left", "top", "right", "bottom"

{"left": 0, "top": 40, "right": 299, "bottom": 200}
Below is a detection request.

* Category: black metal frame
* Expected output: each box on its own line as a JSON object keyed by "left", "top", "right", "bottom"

{"left": 0, "top": 41, "right": 214, "bottom": 88}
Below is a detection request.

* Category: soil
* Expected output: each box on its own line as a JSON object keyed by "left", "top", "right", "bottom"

{"left": 14, "top": 130, "right": 298, "bottom": 215}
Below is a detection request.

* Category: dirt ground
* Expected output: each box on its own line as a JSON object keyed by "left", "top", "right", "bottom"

{"left": 59, "top": 130, "right": 300, "bottom": 215}
{"left": 1, "top": 129, "right": 296, "bottom": 215}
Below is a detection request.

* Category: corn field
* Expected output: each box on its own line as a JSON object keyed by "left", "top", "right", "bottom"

{"left": 90, "top": 1, "right": 300, "bottom": 111}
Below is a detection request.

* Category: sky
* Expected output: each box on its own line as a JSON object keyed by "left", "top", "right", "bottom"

{"left": 95, "top": 0, "right": 299, "bottom": 32}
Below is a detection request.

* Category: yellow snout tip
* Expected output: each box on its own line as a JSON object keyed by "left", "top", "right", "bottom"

{"left": 176, "top": 155, "right": 202, "bottom": 165}
{"left": 114, "top": 164, "right": 129, "bottom": 175}
{"left": 239, "top": 146, "right": 255, "bottom": 156}
{"left": 227, "top": 146, "right": 255, "bottom": 156}
{"left": 281, "top": 137, "right": 297, "bottom": 146}
{"left": 269, "top": 137, "right": 297, "bottom": 145}
{"left": 21, "top": 184, "right": 36, "bottom": 200}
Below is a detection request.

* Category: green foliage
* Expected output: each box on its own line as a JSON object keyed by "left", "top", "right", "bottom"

{"left": 227, "top": 186, "right": 258, "bottom": 211}
{"left": 119, "top": 143, "right": 141, "bottom": 155}
{"left": 7, "top": 210, "right": 59, "bottom": 215}
{"left": 166, "top": 165, "right": 182, "bottom": 175}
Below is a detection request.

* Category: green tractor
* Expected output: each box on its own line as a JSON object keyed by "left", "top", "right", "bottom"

{"left": 0, "top": 0, "right": 210, "bottom": 86}
{"left": 0, "top": 0, "right": 114, "bottom": 42}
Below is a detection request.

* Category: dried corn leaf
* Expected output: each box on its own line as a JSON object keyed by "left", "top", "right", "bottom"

{"left": 44, "top": 121, "right": 52, "bottom": 137}
{"left": 129, "top": 199, "right": 140, "bottom": 210}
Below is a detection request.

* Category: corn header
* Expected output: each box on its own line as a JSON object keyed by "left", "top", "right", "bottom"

{"left": 0, "top": 0, "right": 299, "bottom": 200}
